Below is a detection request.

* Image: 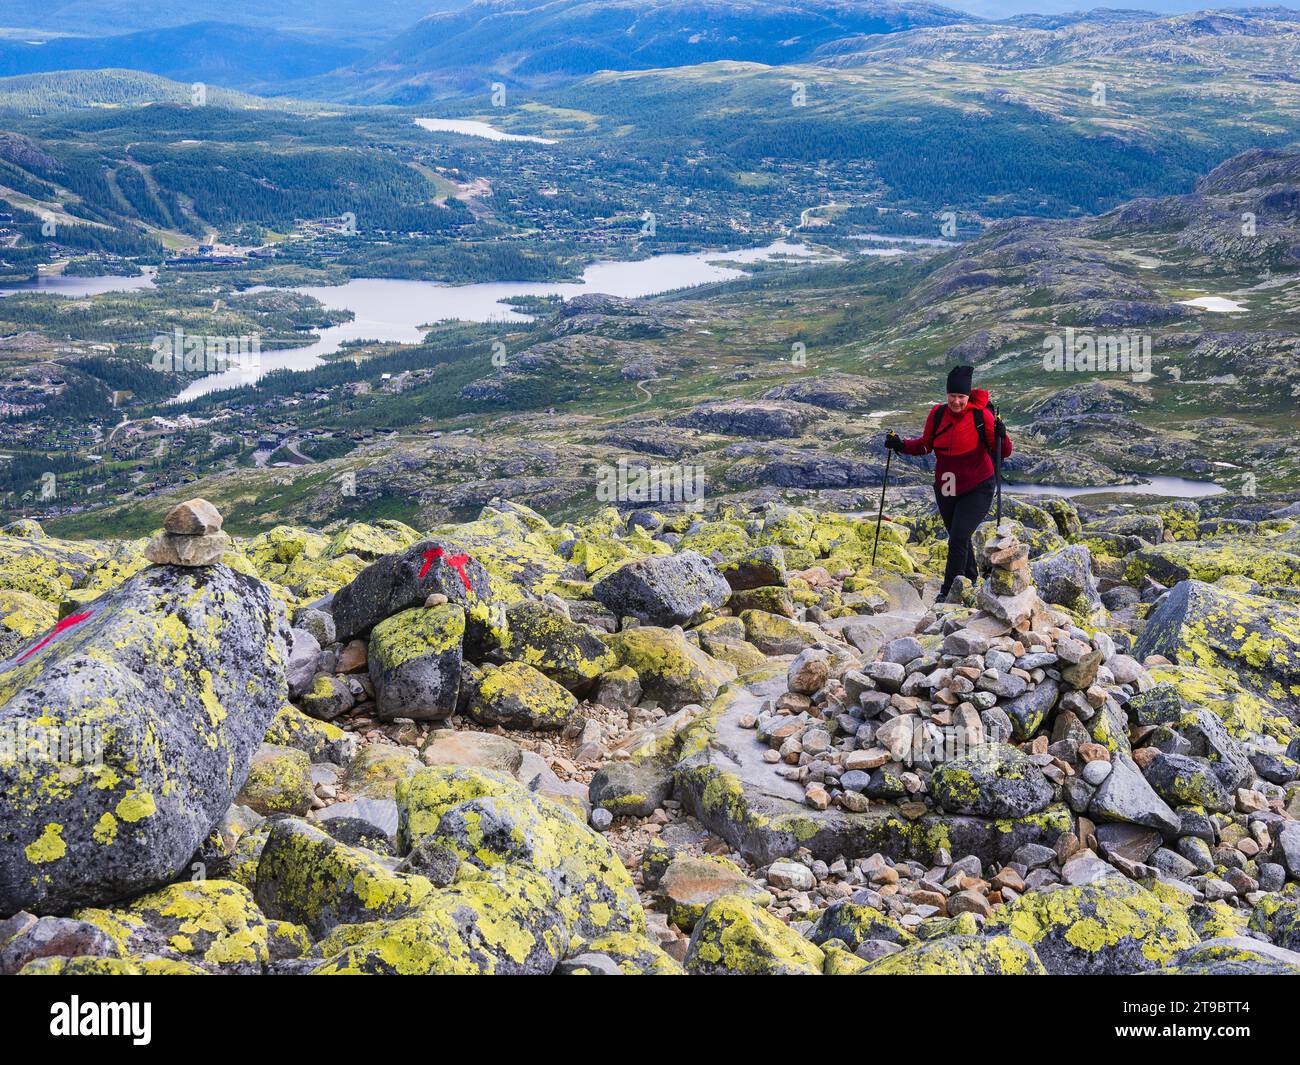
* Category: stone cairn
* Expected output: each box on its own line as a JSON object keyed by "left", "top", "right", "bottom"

{"left": 144, "top": 498, "right": 229, "bottom": 566}
{"left": 975, "top": 523, "right": 1045, "bottom": 631}
{"left": 754, "top": 523, "right": 1145, "bottom": 838}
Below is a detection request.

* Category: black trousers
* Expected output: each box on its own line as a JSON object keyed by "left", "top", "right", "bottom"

{"left": 935, "top": 476, "right": 996, "bottom": 593}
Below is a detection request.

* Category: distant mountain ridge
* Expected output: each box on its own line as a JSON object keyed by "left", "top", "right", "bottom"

{"left": 315, "top": 0, "right": 973, "bottom": 101}
{"left": 0, "top": 22, "right": 365, "bottom": 91}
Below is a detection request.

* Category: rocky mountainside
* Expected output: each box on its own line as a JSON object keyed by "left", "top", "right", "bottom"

{"left": 2, "top": 486, "right": 1299, "bottom": 975}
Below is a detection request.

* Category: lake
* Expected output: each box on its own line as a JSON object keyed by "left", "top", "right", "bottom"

{"left": 0, "top": 268, "right": 156, "bottom": 298}
{"left": 414, "top": 118, "right": 557, "bottom": 144}
{"left": 1007, "top": 476, "right": 1226, "bottom": 499}
{"left": 173, "top": 241, "right": 821, "bottom": 400}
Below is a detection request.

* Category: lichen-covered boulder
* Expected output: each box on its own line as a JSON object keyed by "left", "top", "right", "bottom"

{"left": 74, "top": 879, "right": 274, "bottom": 974}
{"left": 1031, "top": 544, "right": 1102, "bottom": 613}
{"left": 263, "top": 704, "right": 355, "bottom": 765}
{"left": 1135, "top": 580, "right": 1300, "bottom": 713}
{"left": 740, "top": 608, "right": 821, "bottom": 655}
{"left": 988, "top": 878, "right": 1198, "bottom": 975}
{"left": 18, "top": 954, "right": 208, "bottom": 975}
{"left": 1141, "top": 752, "right": 1234, "bottom": 812}
{"left": 0, "top": 589, "right": 58, "bottom": 660}
{"left": 589, "top": 759, "right": 674, "bottom": 818}
{"left": 0, "top": 914, "right": 120, "bottom": 974}
{"left": 396, "top": 766, "right": 644, "bottom": 941}
{"left": 719, "top": 545, "right": 787, "bottom": 591}
{"left": 0, "top": 564, "right": 289, "bottom": 915}
{"left": 1126, "top": 539, "right": 1300, "bottom": 591}
{"left": 0, "top": 531, "right": 100, "bottom": 603}
{"left": 498, "top": 600, "right": 615, "bottom": 691}
{"left": 467, "top": 661, "right": 578, "bottom": 730}
{"left": 658, "top": 855, "right": 771, "bottom": 930}
{"left": 593, "top": 550, "right": 729, "bottom": 627}
{"left": 808, "top": 901, "right": 916, "bottom": 951}
{"left": 931, "top": 745, "right": 1054, "bottom": 819}
{"left": 254, "top": 818, "right": 433, "bottom": 939}
{"left": 1160, "top": 936, "right": 1300, "bottom": 975}
{"left": 330, "top": 539, "right": 492, "bottom": 642}
{"left": 562, "top": 931, "right": 684, "bottom": 975}
{"left": 367, "top": 604, "right": 465, "bottom": 721}
{"left": 236, "top": 745, "right": 314, "bottom": 816}
{"left": 860, "top": 934, "right": 1046, "bottom": 975}
{"left": 1249, "top": 894, "right": 1300, "bottom": 952}
{"left": 312, "top": 866, "right": 569, "bottom": 975}
{"left": 604, "top": 626, "right": 736, "bottom": 710}
{"left": 683, "top": 894, "right": 823, "bottom": 975}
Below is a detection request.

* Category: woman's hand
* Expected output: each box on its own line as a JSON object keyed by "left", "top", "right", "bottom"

{"left": 884, "top": 431, "right": 904, "bottom": 452}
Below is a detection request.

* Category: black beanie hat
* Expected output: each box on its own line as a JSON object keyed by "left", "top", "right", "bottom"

{"left": 946, "top": 365, "right": 974, "bottom": 395}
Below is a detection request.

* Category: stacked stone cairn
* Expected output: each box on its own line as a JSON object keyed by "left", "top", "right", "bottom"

{"left": 145, "top": 498, "right": 229, "bottom": 566}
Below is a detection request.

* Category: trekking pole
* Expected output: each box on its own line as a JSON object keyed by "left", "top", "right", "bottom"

{"left": 994, "top": 418, "right": 1005, "bottom": 526}
{"left": 871, "top": 447, "right": 893, "bottom": 568}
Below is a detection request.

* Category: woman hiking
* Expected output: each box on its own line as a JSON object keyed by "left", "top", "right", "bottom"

{"left": 885, "top": 365, "right": 1012, "bottom": 600}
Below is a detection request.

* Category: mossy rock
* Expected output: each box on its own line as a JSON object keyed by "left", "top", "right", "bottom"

{"left": 0, "top": 588, "right": 57, "bottom": 659}
{"left": 565, "top": 931, "right": 685, "bottom": 975}
{"left": 344, "top": 744, "right": 423, "bottom": 800}
{"left": 604, "top": 625, "right": 736, "bottom": 710}
{"left": 683, "top": 894, "right": 823, "bottom": 975}
{"left": 325, "top": 522, "right": 420, "bottom": 562}
{"left": 1249, "top": 893, "right": 1300, "bottom": 952}
{"left": 237, "top": 745, "right": 315, "bottom": 816}
{"left": 313, "top": 866, "right": 569, "bottom": 975}
{"left": 1146, "top": 664, "right": 1273, "bottom": 740}
{"left": 860, "top": 934, "right": 1046, "bottom": 975}
{"left": 264, "top": 704, "right": 356, "bottom": 765}
{"left": 1135, "top": 579, "right": 1300, "bottom": 714}
{"left": 727, "top": 585, "right": 797, "bottom": 618}
{"left": 396, "top": 766, "right": 644, "bottom": 942}
{"left": 739, "top": 609, "right": 820, "bottom": 655}
{"left": 368, "top": 604, "right": 465, "bottom": 721}
{"left": 19, "top": 955, "right": 208, "bottom": 975}
{"left": 659, "top": 854, "right": 771, "bottom": 930}
{"left": 254, "top": 818, "right": 433, "bottom": 939}
{"left": 1125, "top": 539, "right": 1300, "bottom": 590}
{"left": 468, "top": 660, "right": 578, "bottom": 731}
{"left": 988, "top": 878, "right": 1198, "bottom": 974}
{"left": 76, "top": 879, "right": 272, "bottom": 974}
{"left": 809, "top": 900, "right": 917, "bottom": 950}
{"left": 931, "top": 744, "right": 1054, "bottom": 819}
{"left": 499, "top": 600, "right": 616, "bottom": 691}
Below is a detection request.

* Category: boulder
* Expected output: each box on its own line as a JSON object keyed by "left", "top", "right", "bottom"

{"left": 330, "top": 540, "right": 491, "bottom": 643}
{"left": 1135, "top": 580, "right": 1300, "bottom": 713}
{"left": 0, "top": 564, "right": 289, "bottom": 914}
{"left": 367, "top": 604, "right": 465, "bottom": 721}
{"left": 255, "top": 818, "right": 432, "bottom": 939}
{"left": 683, "top": 894, "right": 823, "bottom": 975}
{"left": 397, "top": 766, "right": 644, "bottom": 942}
{"left": 861, "top": 935, "right": 1047, "bottom": 975}
{"left": 589, "top": 760, "right": 674, "bottom": 818}
{"left": 467, "top": 661, "right": 578, "bottom": 731}
{"left": 1031, "top": 544, "right": 1102, "bottom": 612}
{"left": 1089, "top": 753, "right": 1180, "bottom": 835}
{"left": 604, "top": 626, "right": 736, "bottom": 710}
{"left": 498, "top": 600, "right": 615, "bottom": 691}
{"left": 931, "top": 745, "right": 1054, "bottom": 819}
{"left": 592, "top": 551, "right": 729, "bottom": 627}
{"left": 987, "top": 878, "right": 1197, "bottom": 975}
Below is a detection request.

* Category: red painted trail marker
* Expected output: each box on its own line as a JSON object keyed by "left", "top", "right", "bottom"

{"left": 15, "top": 611, "right": 93, "bottom": 663}
{"left": 419, "top": 547, "right": 474, "bottom": 592}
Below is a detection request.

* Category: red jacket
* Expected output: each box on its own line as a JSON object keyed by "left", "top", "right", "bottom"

{"left": 901, "top": 389, "right": 1012, "bottom": 496}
